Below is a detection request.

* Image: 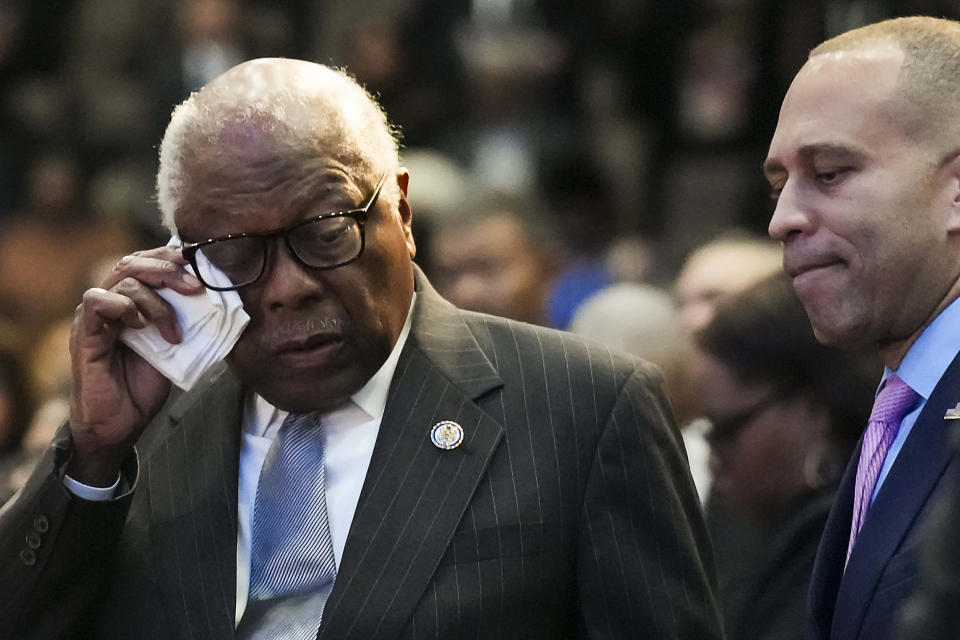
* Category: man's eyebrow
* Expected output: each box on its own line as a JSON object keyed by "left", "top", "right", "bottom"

{"left": 762, "top": 157, "right": 784, "bottom": 179}
{"left": 763, "top": 142, "right": 867, "bottom": 178}
{"left": 289, "top": 170, "right": 357, "bottom": 210}
{"left": 797, "top": 142, "right": 867, "bottom": 162}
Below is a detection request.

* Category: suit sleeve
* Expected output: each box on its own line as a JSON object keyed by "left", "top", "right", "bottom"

{"left": 0, "top": 425, "right": 137, "bottom": 639}
{"left": 577, "top": 362, "right": 724, "bottom": 639}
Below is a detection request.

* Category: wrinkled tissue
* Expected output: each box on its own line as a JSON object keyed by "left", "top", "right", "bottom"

{"left": 119, "top": 237, "right": 250, "bottom": 391}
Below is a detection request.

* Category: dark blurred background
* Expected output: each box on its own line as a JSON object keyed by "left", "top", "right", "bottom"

{"left": 0, "top": 0, "right": 955, "bottom": 504}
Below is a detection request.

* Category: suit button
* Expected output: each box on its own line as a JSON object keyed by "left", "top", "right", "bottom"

{"left": 33, "top": 515, "right": 49, "bottom": 533}
{"left": 25, "top": 532, "right": 41, "bottom": 549}
{"left": 20, "top": 549, "right": 36, "bottom": 566}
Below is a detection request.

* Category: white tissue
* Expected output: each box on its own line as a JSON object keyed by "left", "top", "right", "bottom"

{"left": 119, "top": 237, "right": 250, "bottom": 390}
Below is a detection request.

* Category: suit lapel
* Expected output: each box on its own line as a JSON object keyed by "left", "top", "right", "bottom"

{"left": 829, "top": 352, "right": 960, "bottom": 639}
{"left": 807, "top": 450, "right": 857, "bottom": 640}
{"left": 319, "top": 272, "right": 504, "bottom": 640}
{"left": 143, "top": 367, "right": 244, "bottom": 639}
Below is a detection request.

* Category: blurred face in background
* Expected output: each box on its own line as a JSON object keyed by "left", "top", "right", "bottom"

{"left": 27, "top": 153, "right": 81, "bottom": 218}
{"left": 431, "top": 213, "right": 550, "bottom": 325}
{"left": 691, "top": 349, "right": 827, "bottom": 526}
{"left": 674, "top": 241, "right": 782, "bottom": 335}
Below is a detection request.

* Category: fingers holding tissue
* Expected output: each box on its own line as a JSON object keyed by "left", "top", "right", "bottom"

{"left": 119, "top": 237, "right": 250, "bottom": 390}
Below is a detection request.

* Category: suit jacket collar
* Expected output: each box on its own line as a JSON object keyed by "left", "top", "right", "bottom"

{"left": 402, "top": 265, "right": 503, "bottom": 398}
{"left": 809, "top": 350, "right": 960, "bottom": 640}
{"left": 318, "top": 267, "right": 505, "bottom": 639}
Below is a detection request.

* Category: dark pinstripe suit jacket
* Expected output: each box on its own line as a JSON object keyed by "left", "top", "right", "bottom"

{"left": 0, "top": 272, "right": 722, "bottom": 639}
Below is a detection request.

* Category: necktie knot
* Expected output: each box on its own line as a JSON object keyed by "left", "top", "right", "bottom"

{"left": 869, "top": 376, "right": 920, "bottom": 427}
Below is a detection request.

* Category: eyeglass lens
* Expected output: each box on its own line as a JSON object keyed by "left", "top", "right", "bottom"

{"left": 195, "top": 215, "right": 363, "bottom": 289}
{"left": 706, "top": 390, "right": 785, "bottom": 447}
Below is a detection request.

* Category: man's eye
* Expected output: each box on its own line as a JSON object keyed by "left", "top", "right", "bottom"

{"left": 768, "top": 181, "right": 785, "bottom": 201}
{"left": 317, "top": 227, "right": 346, "bottom": 244}
{"left": 816, "top": 168, "right": 848, "bottom": 185}
{"left": 315, "top": 220, "right": 351, "bottom": 244}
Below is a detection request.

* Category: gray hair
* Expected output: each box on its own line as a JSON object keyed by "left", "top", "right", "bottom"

{"left": 156, "top": 59, "right": 402, "bottom": 233}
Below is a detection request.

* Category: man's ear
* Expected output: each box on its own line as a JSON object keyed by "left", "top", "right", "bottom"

{"left": 945, "top": 150, "right": 960, "bottom": 234}
{"left": 396, "top": 169, "right": 416, "bottom": 258}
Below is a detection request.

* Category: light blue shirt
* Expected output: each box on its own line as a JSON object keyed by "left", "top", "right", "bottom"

{"left": 872, "top": 295, "right": 960, "bottom": 501}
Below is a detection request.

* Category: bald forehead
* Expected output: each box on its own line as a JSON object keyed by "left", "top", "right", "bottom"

{"left": 791, "top": 45, "right": 904, "bottom": 123}
{"left": 804, "top": 36, "right": 960, "bottom": 147}
{"left": 765, "top": 44, "right": 909, "bottom": 174}
{"left": 798, "top": 39, "right": 906, "bottom": 75}
{"left": 800, "top": 43, "right": 903, "bottom": 90}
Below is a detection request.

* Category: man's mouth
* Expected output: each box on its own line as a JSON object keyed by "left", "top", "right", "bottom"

{"left": 786, "top": 258, "right": 843, "bottom": 278}
{"left": 270, "top": 331, "right": 346, "bottom": 366}
{"left": 784, "top": 255, "right": 847, "bottom": 287}
{"left": 273, "top": 331, "right": 339, "bottom": 351}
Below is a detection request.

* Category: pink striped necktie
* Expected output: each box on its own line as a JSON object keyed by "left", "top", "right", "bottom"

{"left": 845, "top": 375, "right": 920, "bottom": 566}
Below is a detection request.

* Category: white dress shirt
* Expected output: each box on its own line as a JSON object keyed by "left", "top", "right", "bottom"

{"left": 234, "top": 295, "right": 414, "bottom": 624}
{"left": 65, "top": 294, "right": 416, "bottom": 628}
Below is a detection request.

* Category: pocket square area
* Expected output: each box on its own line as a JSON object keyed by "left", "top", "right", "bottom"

{"left": 439, "top": 523, "right": 546, "bottom": 565}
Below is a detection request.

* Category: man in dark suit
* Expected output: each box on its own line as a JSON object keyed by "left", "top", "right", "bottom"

{"left": 763, "top": 16, "right": 960, "bottom": 640}
{"left": 0, "top": 59, "right": 721, "bottom": 639}
{"left": 896, "top": 433, "right": 960, "bottom": 639}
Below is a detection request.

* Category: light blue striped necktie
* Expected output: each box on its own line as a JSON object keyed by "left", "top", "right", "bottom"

{"left": 238, "top": 411, "right": 337, "bottom": 639}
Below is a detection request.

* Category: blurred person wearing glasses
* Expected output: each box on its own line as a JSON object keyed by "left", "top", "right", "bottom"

{"left": 690, "top": 274, "right": 876, "bottom": 640}
{"left": 0, "top": 59, "right": 721, "bottom": 639}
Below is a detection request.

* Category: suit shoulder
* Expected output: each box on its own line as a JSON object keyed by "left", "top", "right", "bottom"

{"left": 459, "top": 310, "right": 659, "bottom": 389}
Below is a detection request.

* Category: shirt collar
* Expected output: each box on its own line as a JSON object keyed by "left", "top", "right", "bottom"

{"left": 350, "top": 292, "right": 416, "bottom": 421}
{"left": 246, "top": 292, "right": 417, "bottom": 437}
{"left": 885, "top": 295, "right": 960, "bottom": 399}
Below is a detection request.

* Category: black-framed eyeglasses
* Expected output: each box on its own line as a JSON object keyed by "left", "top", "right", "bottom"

{"left": 705, "top": 388, "right": 791, "bottom": 448}
{"left": 180, "top": 173, "right": 387, "bottom": 291}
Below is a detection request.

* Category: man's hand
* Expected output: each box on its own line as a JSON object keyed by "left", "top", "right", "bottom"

{"left": 67, "top": 245, "right": 205, "bottom": 486}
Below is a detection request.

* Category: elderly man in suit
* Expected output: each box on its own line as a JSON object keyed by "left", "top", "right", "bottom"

{"left": 0, "top": 59, "right": 721, "bottom": 639}
{"left": 763, "top": 16, "right": 960, "bottom": 640}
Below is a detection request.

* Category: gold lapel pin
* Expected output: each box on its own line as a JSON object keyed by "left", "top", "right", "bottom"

{"left": 431, "top": 420, "right": 464, "bottom": 450}
{"left": 944, "top": 403, "right": 960, "bottom": 420}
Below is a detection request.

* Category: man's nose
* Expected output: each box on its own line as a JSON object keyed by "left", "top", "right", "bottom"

{"left": 261, "top": 240, "right": 325, "bottom": 310}
{"left": 767, "top": 181, "right": 812, "bottom": 242}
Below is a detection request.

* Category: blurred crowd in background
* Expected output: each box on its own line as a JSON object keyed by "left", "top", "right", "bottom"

{"left": 0, "top": 1, "right": 957, "bottom": 637}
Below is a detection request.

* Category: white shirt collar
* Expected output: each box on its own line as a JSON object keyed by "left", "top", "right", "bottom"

{"left": 244, "top": 292, "right": 417, "bottom": 439}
